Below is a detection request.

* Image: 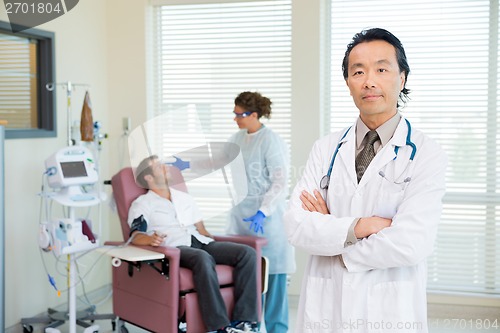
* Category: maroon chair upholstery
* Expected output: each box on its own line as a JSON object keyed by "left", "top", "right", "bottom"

{"left": 106, "top": 167, "right": 266, "bottom": 333}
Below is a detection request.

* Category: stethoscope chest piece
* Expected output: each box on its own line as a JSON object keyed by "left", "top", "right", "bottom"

{"left": 320, "top": 175, "right": 330, "bottom": 190}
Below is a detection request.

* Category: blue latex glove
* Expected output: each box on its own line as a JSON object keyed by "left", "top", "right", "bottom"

{"left": 166, "top": 156, "right": 190, "bottom": 171}
{"left": 243, "top": 210, "right": 266, "bottom": 234}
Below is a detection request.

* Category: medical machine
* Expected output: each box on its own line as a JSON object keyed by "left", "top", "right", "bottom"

{"left": 43, "top": 146, "right": 101, "bottom": 255}
{"left": 45, "top": 146, "right": 98, "bottom": 188}
{"left": 23, "top": 145, "right": 109, "bottom": 333}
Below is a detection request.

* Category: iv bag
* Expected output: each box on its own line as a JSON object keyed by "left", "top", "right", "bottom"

{"left": 80, "top": 91, "right": 94, "bottom": 142}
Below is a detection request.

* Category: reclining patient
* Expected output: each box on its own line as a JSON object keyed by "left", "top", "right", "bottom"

{"left": 128, "top": 155, "right": 259, "bottom": 333}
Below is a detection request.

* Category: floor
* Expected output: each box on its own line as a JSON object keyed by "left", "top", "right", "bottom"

{"left": 18, "top": 294, "right": 500, "bottom": 333}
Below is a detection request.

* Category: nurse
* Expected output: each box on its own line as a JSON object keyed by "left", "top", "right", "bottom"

{"left": 283, "top": 28, "right": 447, "bottom": 333}
{"left": 227, "top": 91, "right": 295, "bottom": 333}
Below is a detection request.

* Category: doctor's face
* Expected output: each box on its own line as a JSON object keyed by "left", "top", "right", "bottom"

{"left": 345, "top": 40, "right": 405, "bottom": 128}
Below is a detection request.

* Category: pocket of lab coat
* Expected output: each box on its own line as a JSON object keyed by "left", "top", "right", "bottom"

{"left": 372, "top": 182, "right": 405, "bottom": 219}
{"left": 367, "top": 281, "right": 418, "bottom": 332}
{"left": 302, "top": 275, "right": 336, "bottom": 332}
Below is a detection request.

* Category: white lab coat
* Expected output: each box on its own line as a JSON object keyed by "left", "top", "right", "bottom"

{"left": 284, "top": 117, "right": 447, "bottom": 333}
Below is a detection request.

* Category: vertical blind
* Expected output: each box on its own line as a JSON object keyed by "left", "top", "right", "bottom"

{"left": 150, "top": 0, "right": 292, "bottom": 233}
{"left": 325, "top": 0, "right": 500, "bottom": 295}
{"left": 0, "top": 33, "right": 38, "bottom": 128}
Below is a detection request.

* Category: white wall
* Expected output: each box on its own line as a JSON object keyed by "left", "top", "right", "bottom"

{"left": 104, "top": 0, "right": 149, "bottom": 242}
{"left": 1, "top": 0, "right": 112, "bottom": 328}
{"left": 289, "top": 0, "right": 322, "bottom": 295}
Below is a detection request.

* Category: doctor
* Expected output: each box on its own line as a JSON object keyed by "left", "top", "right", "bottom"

{"left": 283, "top": 28, "right": 447, "bottom": 333}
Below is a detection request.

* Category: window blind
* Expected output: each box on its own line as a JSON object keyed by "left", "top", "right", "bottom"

{"left": 325, "top": 0, "right": 499, "bottom": 295}
{"left": 150, "top": 0, "right": 292, "bottom": 234}
{"left": 0, "top": 33, "right": 37, "bottom": 128}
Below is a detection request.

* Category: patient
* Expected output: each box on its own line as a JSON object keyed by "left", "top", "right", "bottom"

{"left": 128, "top": 155, "right": 259, "bottom": 333}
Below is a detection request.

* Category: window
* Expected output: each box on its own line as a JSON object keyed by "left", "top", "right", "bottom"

{"left": 0, "top": 21, "right": 55, "bottom": 139}
{"left": 149, "top": 0, "right": 292, "bottom": 233}
{"left": 323, "top": 0, "right": 500, "bottom": 296}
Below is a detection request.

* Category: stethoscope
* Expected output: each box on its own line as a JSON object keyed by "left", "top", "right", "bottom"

{"left": 320, "top": 119, "right": 416, "bottom": 190}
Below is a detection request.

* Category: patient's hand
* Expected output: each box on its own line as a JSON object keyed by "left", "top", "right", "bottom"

{"left": 195, "top": 221, "right": 214, "bottom": 239}
{"left": 300, "top": 189, "right": 329, "bottom": 214}
{"left": 130, "top": 231, "right": 166, "bottom": 247}
{"left": 150, "top": 231, "right": 167, "bottom": 246}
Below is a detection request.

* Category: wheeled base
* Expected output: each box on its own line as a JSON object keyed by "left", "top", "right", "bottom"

{"left": 21, "top": 306, "right": 116, "bottom": 333}
{"left": 113, "top": 318, "right": 189, "bottom": 333}
{"left": 44, "top": 324, "right": 100, "bottom": 333}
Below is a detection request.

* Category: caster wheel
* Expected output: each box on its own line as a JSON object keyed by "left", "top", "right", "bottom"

{"left": 45, "top": 328, "right": 61, "bottom": 333}
{"left": 83, "top": 324, "right": 99, "bottom": 333}
{"left": 22, "top": 324, "right": 33, "bottom": 333}
{"left": 116, "top": 318, "right": 128, "bottom": 333}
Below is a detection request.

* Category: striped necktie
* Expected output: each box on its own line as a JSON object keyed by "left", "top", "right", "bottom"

{"left": 355, "top": 130, "right": 380, "bottom": 183}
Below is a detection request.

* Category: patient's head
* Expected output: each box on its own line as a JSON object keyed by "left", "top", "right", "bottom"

{"left": 135, "top": 155, "right": 157, "bottom": 189}
{"left": 135, "top": 155, "right": 169, "bottom": 190}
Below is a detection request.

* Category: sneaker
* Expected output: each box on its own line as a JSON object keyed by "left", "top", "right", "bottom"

{"left": 216, "top": 326, "right": 245, "bottom": 333}
{"left": 231, "top": 321, "right": 258, "bottom": 332}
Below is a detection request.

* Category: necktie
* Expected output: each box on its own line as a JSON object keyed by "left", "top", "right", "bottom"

{"left": 355, "top": 130, "right": 380, "bottom": 182}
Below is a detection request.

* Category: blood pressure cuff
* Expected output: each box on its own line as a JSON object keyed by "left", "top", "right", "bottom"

{"left": 129, "top": 215, "right": 147, "bottom": 237}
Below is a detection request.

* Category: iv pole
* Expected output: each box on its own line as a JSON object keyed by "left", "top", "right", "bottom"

{"left": 46, "top": 81, "right": 89, "bottom": 147}
{"left": 47, "top": 81, "right": 90, "bottom": 333}
{"left": 22, "top": 81, "right": 113, "bottom": 333}
{"left": 43, "top": 82, "right": 104, "bottom": 333}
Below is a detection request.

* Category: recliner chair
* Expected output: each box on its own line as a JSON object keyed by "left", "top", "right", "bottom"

{"left": 105, "top": 166, "right": 267, "bottom": 333}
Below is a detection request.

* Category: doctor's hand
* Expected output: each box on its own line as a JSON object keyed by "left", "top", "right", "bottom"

{"left": 300, "top": 190, "right": 330, "bottom": 214}
{"left": 354, "top": 217, "right": 392, "bottom": 239}
{"left": 243, "top": 210, "right": 266, "bottom": 234}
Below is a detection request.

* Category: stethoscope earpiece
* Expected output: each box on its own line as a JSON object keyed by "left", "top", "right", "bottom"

{"left": 379, "top": 170, "right": 412, "bottom": 184}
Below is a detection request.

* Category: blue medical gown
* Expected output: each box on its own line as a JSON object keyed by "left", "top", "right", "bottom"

{"left": 226, "top": 126, "right": 295, "bottom": 275}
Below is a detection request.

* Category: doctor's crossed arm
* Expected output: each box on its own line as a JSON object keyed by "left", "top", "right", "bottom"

{"left": 299, "top": 189, "right": 392, "bottom": 239}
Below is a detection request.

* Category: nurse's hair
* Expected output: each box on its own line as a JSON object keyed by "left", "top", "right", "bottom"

{"left": 234, "top": 91, "right": 272, "bottom": 119}
{"left": 135, "top": 155, "right": 158, "bottom": 189}
{"left": 342, "top": 28, "right": 411, "bottom": 108}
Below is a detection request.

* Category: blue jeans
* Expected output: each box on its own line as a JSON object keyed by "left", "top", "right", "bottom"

{"left": 263, "top": 273, "right": 289, "bottom": 333}
{"left": 178, "top": 236, "right": 258, "bottom": 331}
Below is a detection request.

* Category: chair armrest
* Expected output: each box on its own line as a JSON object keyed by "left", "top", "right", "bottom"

{"left": 133, "top": 244, "right": 181, "bottom": 259}
{"left": 213, "top": 235, "right": 267, "bottom": 252}
{"left": 104, "top": 241, "right": 181, "bottom": 264}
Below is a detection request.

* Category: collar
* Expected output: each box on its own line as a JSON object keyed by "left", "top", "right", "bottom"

{"left": 356, "top": 112, "right": 401, "bottom": 149}
{"left": 246, "top": 123, "right": 266, "bottom": 136}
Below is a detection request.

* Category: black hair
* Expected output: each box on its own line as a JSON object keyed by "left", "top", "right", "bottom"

{"left": 135, "top": 155, "right": 158, "bottom": 189}
{"left": 342, "top": 28, "right": 411, "bottom": 107}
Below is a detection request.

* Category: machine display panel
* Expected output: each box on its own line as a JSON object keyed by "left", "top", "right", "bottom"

{"left": 60, "top": 161, "right": 88, "bottom": 178}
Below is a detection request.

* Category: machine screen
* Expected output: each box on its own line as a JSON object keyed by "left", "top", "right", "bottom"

{"left": 60, "top": 161, "right": 88, "bottom": 178}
